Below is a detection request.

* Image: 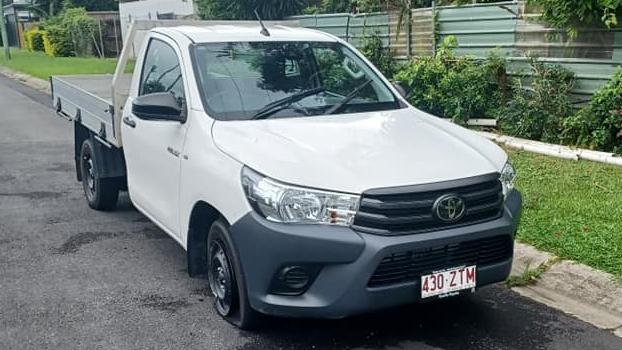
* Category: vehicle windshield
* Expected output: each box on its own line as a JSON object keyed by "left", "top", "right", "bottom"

{"left": 192, "top": 41, "right": 402, "bottom": 121}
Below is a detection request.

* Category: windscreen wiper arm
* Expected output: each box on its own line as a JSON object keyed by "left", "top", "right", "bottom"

{"left": 252, "top": 87, "right": 325, "bottom": 120}
{"left": 326, "top": 79, "right": 373, "bottom": 115}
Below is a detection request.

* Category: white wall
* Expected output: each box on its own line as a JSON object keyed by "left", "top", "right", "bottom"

{"left": 119, "top": 0, "right": 196, "bottom": 41}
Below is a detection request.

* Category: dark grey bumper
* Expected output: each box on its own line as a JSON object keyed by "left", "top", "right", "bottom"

{"left": 229, "top": 190, "right": 522, "bottom": 318}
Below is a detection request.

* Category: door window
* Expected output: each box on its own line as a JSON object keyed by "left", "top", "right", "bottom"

{"left": 139, "top": 39, "right": 186, "bottom": 106}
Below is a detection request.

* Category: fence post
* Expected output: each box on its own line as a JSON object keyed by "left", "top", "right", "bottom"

{"left": 406, "top": 0, "right": 412, "bottom": 58}
{"left": 0, "top": 5, "right": 11, "bottom": 60}
{"left": 345, "top": 14, "right": 351, "bottom": 43}
{"left": 113, "top": 16, "right": 120, "bottom": 57}
{"left": 98, "top": 19, "right": 105, "bottom": 58}
{"left": 431, "top": 0, "right": 437, "bottom": 57}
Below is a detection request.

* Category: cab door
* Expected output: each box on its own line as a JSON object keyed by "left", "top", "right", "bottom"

{"left": 122, "top": 35, "right": 189, "bottom": 238}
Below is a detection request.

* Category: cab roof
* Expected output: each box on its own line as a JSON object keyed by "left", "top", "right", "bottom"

{"left": 160, "top": 24, "right": 338, "bottom": 43}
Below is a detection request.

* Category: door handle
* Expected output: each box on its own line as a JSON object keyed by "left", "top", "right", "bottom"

{"left": 123, "top": 116, "right": 136, "bottom": 128}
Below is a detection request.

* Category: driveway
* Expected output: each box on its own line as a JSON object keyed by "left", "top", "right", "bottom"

{"left": 1, "top": 74, "right": 621, "bottom": 350}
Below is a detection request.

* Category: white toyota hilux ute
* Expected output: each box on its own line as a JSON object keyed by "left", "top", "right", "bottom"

{"left": 51, "top": 21, "right": 522, "bottom": 329}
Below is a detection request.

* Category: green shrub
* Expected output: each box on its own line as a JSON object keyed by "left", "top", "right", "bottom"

{"left": 394, "top": 36, "right": 506, "bottom": 124}
{"left": 41, "top": 7, "right": 96, "bottom": 57}
{"left": 43, "top": 22, "right": 74, "bottom": 57}
{"left": 24, "top": 29, "right": 46, "bottom": 52}
{"left": 359, "top": 33, "right": 396, "bottom": 78}
{"left": 497, "top": 59, "right": 575, "bottom": 143}
{"left": 562, "top": 69, "right": 622, "bottom": 154}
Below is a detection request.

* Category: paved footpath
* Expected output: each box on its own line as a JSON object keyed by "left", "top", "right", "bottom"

{"left": 1, "top": 74, "right": 621, "bottom": 350}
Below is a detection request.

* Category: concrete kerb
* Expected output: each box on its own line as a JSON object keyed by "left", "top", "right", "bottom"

{"left": 511, "top": 242, "right": 622, "bottom": 336}
{"left": 479, "top": 131, "right": 622, "bottom": 167}
{"left": 0, "top": 66, "right": 51, "bottom": 94}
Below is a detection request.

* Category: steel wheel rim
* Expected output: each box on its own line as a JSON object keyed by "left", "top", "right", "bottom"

{"left": 82, "top": 153, "right": 96, "bottom": 199}
{"left": 208, "top": 240, "right": 233, "bottom": 315}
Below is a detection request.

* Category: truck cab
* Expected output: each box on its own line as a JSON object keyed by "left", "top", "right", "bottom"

{"left": 52, "top": 23, "right": 522, "bottom": 329}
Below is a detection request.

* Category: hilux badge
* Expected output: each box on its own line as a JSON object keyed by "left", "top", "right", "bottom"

{"left": 434, "top": 194, "right": 466, "bottom": 222}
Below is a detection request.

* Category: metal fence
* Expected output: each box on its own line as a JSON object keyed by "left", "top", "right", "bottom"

{"left": 288, "top": 1, "right": 622, "bottom": 97}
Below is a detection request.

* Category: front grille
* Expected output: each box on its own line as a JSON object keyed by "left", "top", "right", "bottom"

{"left": 368, "top": 235, "right": 513, "bottom": 288}
{"left": 352, "top": 173, "right": 503, "bottom": 236}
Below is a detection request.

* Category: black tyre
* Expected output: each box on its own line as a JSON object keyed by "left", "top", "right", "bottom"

{"left": 207, "top": 219, "right": 260, "bottom": 329}
{"left": 79, "top": 139, "right": 120, "bottom": 211}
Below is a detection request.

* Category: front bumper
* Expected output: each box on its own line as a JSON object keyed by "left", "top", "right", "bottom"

{"left": 229, "top": 190, "right": 522, "bottom": 318}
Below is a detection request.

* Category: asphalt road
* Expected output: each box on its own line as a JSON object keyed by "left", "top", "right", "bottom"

{"left": 1, "top": 74, "right": 621, "bottom": 350}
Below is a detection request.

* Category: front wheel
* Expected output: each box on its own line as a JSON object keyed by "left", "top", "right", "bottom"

{"left": 207, "top": 220, "right": 260, "bottom": 329}
{"left": 79, "top": 139, "right": 120, "bottom": 211}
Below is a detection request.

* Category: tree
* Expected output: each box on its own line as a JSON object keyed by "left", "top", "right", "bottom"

{"left": 196, "top": 0, "right": 308, "bottom": 20}
{"left": 70, "top": 0, "right": 119, "bottom": 12}
{"left": 30, "top": 0, "right": 118, "bottom": 17}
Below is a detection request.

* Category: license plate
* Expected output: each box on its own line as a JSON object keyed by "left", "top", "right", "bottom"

{"left": 421, "top": 265, "right": 476, "bottom": 299}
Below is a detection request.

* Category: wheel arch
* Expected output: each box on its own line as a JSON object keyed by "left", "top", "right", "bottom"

{"left": 186, "top": 200, "right": 230, "bottom": 277}
{"left": 74, "top": 122, "right": 90, "bottom": 182}
{"left": 74, "top": 122, "right": 126, "bottom": 182}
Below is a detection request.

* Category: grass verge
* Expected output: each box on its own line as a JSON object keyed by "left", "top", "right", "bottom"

{"left": 0, "top": 50, "right": 132, "bottom": 80}
{"left": 508, "top": 149, "right": 622, "bottom": 279}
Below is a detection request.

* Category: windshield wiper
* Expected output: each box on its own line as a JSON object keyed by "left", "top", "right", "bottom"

{"left": 326, "top": 79, "right": 373, "bottom": 115}
{"left": 252, "top": 87, "right": 326, "bottom": 120}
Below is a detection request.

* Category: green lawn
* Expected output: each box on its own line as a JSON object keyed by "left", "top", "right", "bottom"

{"left": 509, "top": 149, "right": 622, "bottom": 279}
{"left": 0, "top": 49, "right": 129, "bottom": 80}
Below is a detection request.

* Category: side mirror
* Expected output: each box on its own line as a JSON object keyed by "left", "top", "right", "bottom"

{"left": 132, "top": 92, "right": 186, "bottom": 123}
{"left": 392, "top": 82, "right": 408, "bottom": 99}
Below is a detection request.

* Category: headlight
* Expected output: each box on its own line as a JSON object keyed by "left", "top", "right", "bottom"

{"left": 241, "top": 167, "right": 360, "bottom": 226}
{"left": 500, "top": 161, "right": 516, "bottom": 199}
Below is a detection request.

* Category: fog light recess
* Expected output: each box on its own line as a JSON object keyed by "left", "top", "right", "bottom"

{"left": 269, "top": 264, "right": 321, "bottom": 296}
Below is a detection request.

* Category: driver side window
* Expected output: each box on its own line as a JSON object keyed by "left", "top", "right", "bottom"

{"left": 139, "top": 39, "right": 185, "bottom": 106}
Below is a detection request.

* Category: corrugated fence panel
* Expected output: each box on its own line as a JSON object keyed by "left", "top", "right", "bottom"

{"left": 411, "top": 8, "right": 434, "bottom": 57}
{"left": 313, "top": 13, "right": 350, "bottom": 39}
{"left": 615, "top": 32, "right": 622, "bottom": 61}
{"left": 437, "top": 2, "right": 518, "bottom": 57}
{"left": 389, "top": 11, "right": 409, "bottom": 59}
{"left": 348, "top": 12, "right": 390, "bottom": 47}
{"left": 507, "top": 58, "right": 621, "bottom": 99}
{"left": 289, "top": 13, "right": 389, "bottom": 46}
{"left": 289, "top": 2, "right": 621, "bottom": 96}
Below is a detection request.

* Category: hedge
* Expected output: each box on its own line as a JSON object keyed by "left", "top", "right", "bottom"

{"left": 24, "top": 29, "right": 47, "bottom": 52}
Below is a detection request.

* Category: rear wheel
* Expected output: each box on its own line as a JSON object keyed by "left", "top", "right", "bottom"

{"left": 80, "top": 139, "right": 120, "bottom": 211}
{"left": 207, "top": 220, "right": 260, "bottom": 329}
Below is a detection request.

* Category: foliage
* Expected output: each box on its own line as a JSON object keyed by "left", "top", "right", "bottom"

{"left": 527, "top": 0, "right": 622, "bottom": 37}
{"left": 303, "top": 0, "right": 500, "bottom": 15}
{"left": 506, "top": 258, "right": 559, "bottom": 287}
{"left": 497, "top": 58, "right": 575, "bottom": 143}
{"left": 40, "top": 7, "right": 96, "bottom": 57}
{"left": 357, "top": 0, "right": 384, "bottom": 13}
{"left": 394, "top": 36, "right": 507, "bottom": 124}
{"left": 24, "top": 29, "right": 47, "bottom": 52}
{"left": 359, "top": 33, "right": 395, "bottom": 77}
{"left": 30, "top": 0, "right": 118, "bottom": 17}
{"left": 42, "top": 32, "right": 56, "bottom": 56}
{"left": 196, "top": 0, "right": 308, "bottom": 20}
{"left": 43, "top": 23, "right": 73, "bottom": 56}
{"left": 318, "top": 0, "right": 352, "bottom": 13}
{"left": 562, "top": 69, "right": 622, "bottom": 154}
